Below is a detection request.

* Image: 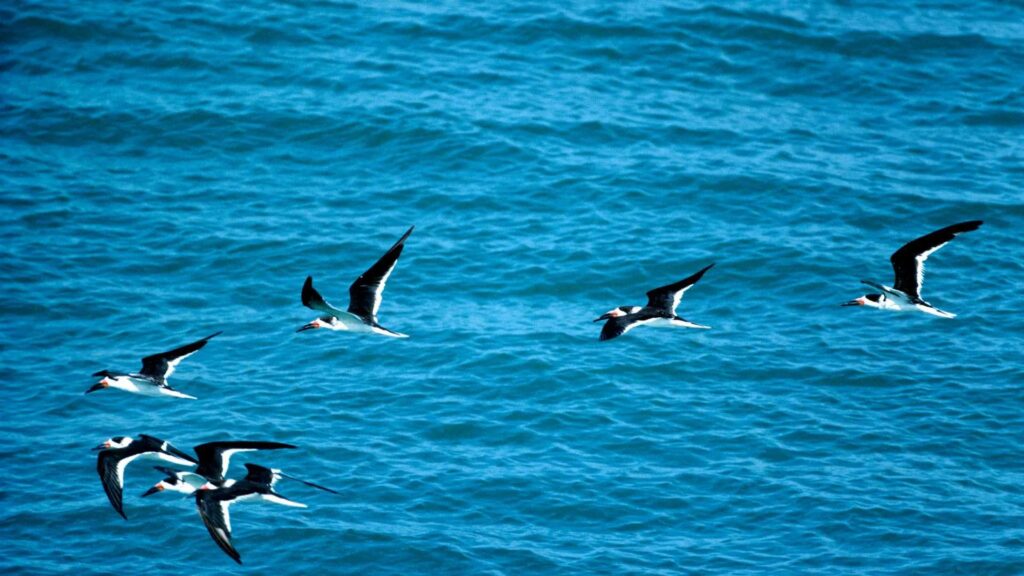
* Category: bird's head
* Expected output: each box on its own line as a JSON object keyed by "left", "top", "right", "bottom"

{"left": 296, "top": 318, "right": 324, "bottom": 332}
{"left": 93, "top": 436, "right": 132, "bottom": 451}
{"left": 142, "top": 474, "right": 195, "bottom": 497}
{"left": 198, "top": 482, "right": 217, "bottom": 491}
{"left": 85, "top": 376, "right": 115, "bottom": 394}
{"left": 593, "top": 306, "right": 637, "bottom": 322}
{"left": 842, "top": 293, "right": 885, "bottom": 308}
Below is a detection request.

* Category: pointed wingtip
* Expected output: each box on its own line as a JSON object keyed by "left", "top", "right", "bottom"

{"left": 301, "top": 276, "right": 320, "bottom": 308}
{"left": 943, "top": 220, "right": 983, "bottom": 236}
{"left": 397, "top": 225, "right": 415, "bottom": 245}
{"left": 204, "top": 331, "right": 223, "bottom": 341}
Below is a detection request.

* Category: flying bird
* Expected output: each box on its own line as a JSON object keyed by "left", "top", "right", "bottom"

{"left": 298, "top": 226, "right": 414, "bottom": 338}
{"left": 193, "top": 463, "right": 337, "bottom": 564}
{"left": 843, "top": 220, "right": 982, "bottom": 318}
{"left": 595, "top": 263, "right": 714, "bottom": 341}
{"left": 87, "top": 332, "right": 222, "bottom": 399}
{"left": 93, "top": 434, "right": 197, "bottom": 519}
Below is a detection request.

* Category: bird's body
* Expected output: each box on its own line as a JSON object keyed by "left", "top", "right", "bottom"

{"left": 595, "top": 264, "right": 715, "bottom": 341}
{"left": 88, "top": 332, "right": 222, "bottom": 399}
{"left": 298, "top": 304, "right": 404, "bottom": 337}
{"left": 146, "top": 467, "right": 212, "bottom": 495}
{"left": 89, "top": 373, "right": 195, "bottom": 398}
{"left": 298, "top": 226, "right": 414, "bottom": 338}
{"left": 843, "top": 220, "right": 982, "bottom": 318}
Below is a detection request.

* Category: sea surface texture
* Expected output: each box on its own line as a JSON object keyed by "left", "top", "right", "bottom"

{"left": 2, "top": 1, "right": 1023, "bottom": 574}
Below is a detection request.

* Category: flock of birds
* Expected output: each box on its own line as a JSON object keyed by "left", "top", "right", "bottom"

{"left": 87, "top": 219, "right": 983, "bottom": 564}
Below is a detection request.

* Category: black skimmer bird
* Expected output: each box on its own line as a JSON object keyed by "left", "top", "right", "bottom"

{"left": 298, "top": 225, "right": 414, "bottom": 338}
{"left": 87, "top": 332, "right": 222, "bottom": 399}
{"left": 594, "top": 263, "right": 715, "bottom": 341}
{"left": 93, "top": 434, "right": 197, "bottom": 519}
{"left": 194, "top": 463, "right": 338, "bottom": 564}
{"left": 843, "top": 220, "right": 983, "bottom": 318}
{"left": 142, "top": 440, "right": 296, "bottom": 496}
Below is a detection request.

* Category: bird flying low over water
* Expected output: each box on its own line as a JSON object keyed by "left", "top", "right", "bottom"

{"left": 595, "top": 263, "right": 715, "bottom": 341}
{"left": 87, "top": 332, "right": 222, "bottom": 399}
{"left": 194, "top": 463, "right": 338, "bottom": 565}
{"left": 141, "top": 440, "right": 297, "bottom": 496}
{"left": 93, "top": 435, "right": 197, "bottom": 519}
{"left": 843, "top": 220, "right": 983, "bottom": 318}
{"left": 298, "top": 226, "right": 414, "bottom": 338}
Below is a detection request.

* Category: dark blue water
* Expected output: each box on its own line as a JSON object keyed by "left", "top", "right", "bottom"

{"left": 2, "top": 1, "right": 1023, "bottom": 574}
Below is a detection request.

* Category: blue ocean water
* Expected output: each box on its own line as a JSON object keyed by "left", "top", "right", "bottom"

{"left": 2, "top": 0, "right": 1023, "bottom": 573}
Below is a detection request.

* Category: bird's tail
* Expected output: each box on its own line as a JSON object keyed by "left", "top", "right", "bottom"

{"left": 674, "top": 317, "right": 711, "bottom": 329}
{"left": 922, "top": 306, "right": 956, "bottom": 319}
{"left": 371, "top": 323, "right": 408, "bottom": 338}
{"left": 164, "top": 389, "right": 198, "bottom": 400}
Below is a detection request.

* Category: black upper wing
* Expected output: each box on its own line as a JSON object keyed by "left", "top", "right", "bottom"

{"left": 242, "top": 463, "right": 277, "bottom": 487}
{"left": 600, "top": 312, "right": 659, "bottom": 342}
{"left": 96, "top": 451, "right": 128, "bottom": 519}
{"left": 138, "top": 434, "right": 198, "bottom": 465}
{"left": 192, "top": 441, "right": 296, "bottom": 481}
{"left": 347, "top": 226, "right": 414, "bottom": 320}
{"left": 139, "top": 332, "right": 222, "bottom": 381}
{"left": 890, "top": 221, "right": 982, "bottom": 299}
{"left": 645, "top": 263, "right": 714, "bottom": 314}
{"left": 301, "top": 276, "right": 345, "bottom": 317}
{"left": 195, "top": 489, "right": 242, "bottom": 565}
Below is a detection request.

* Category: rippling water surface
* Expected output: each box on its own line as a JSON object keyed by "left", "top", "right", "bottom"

{"left": 2, "top": 1, "right": 1023, "bottom": 574}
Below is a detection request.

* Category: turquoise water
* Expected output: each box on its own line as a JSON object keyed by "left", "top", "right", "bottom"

{"left": 2, "top": 1, "right": 1024, "bottom": 574}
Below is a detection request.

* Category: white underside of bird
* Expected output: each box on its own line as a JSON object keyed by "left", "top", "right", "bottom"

{"left": 104, "top": 375, "right": 197, "bottom": 399}
{"left": 309, "top": 311, "right": 408, "bottom": 337}
{"left": 860, "top": 284, "right": 957, "bottom": 318}
{"left": 646, "top": 317, "right": 711, "bottom": 329}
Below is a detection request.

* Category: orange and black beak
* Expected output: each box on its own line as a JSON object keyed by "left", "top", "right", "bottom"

{"left": 593, "top": 313, "right": 612, "bottom": 323}
{"left": 141, "top": 483, "right": 165, "bottom": 498}
{"left": 296, "top": 321, "right": 318, "bottom": 333}
{"left": 86, "top": 378, "right": 111, "bottom": 394}
{"left": 841, "top": 298, "right": 866, "bottom": 307}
